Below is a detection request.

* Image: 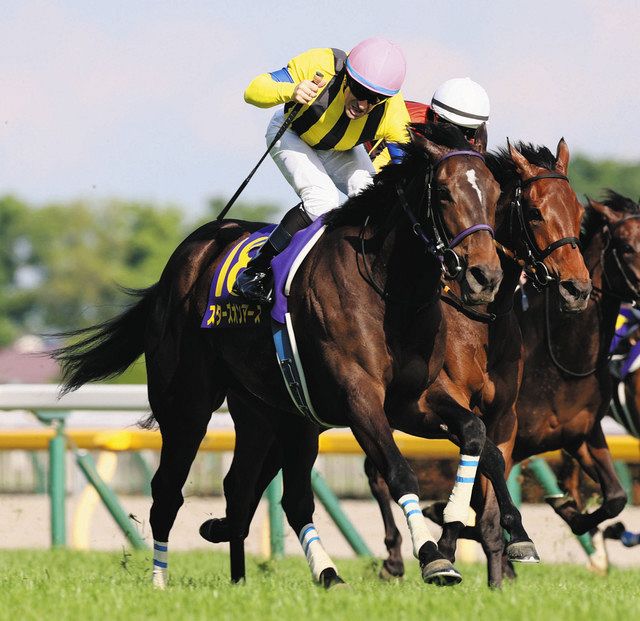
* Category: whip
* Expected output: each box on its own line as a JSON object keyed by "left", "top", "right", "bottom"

{"left": 216, "top": 71, "right": 325, "bottom": 221}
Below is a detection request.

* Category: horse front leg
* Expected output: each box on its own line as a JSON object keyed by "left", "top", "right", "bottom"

{"left": 363, "top": 456, "right": 405, "bottom": 579}
{"left": 347, "top": 393, "right": 462, "bottom": 586}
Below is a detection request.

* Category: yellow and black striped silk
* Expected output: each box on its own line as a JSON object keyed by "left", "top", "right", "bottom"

{"left": 245, "top": 47, "right": 410, "bottom": 153}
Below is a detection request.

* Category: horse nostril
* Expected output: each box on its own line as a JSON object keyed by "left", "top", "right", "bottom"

{"left": 469, "top": 266, "right": 502, "bottom": 291}
{"left": 470, "top": 266, "right": 489, "bottom": 288}
{"left": 560, "top": 279, "right": 592, "bottom": 300}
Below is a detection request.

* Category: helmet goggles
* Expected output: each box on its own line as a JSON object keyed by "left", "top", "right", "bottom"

{"left": 345, "top": 74, "right": 389, "bottom": 106}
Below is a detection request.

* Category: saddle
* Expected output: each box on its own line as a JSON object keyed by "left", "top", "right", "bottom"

{"left": 201, "top": 217, "right": 330, "bottom": 426}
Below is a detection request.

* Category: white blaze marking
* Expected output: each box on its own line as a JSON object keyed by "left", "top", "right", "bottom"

{"left": 466, "top": 169, "right": 483, "bottom": 203}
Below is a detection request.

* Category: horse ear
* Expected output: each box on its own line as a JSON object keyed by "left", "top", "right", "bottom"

{"left": 472, "top": 123, "right": 488, "bottom": 154}
{"left": 508, "top": 141, "right": 537, "bottom": 178}
{"left": 408, "top": 126, "right": 448, "bottom": 162}
{"left": 587, "top": 196, "right": 625, "bottom": 227}
{"left": 555, "top": 138, "right": 570, "bottom": 175}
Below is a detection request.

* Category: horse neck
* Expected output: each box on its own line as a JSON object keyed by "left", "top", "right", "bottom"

{"left": 490, "top": 187, "right": 523, "bottom": 306}
{"left": 541, "top": 230, "right": 618, "bottom": 370}
{"left": 377, "top": 210, "right": 442, "bottom": 303}
{"left": 582, "top": 228, "right": 622, "bottom": 348}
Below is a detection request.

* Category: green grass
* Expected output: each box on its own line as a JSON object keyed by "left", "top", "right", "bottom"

{"left": 0, "top": 550, "right": 638, "bottom": 621}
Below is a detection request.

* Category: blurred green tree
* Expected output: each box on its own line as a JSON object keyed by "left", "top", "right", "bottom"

{"left": 570, "top": 155, "right": 640, "bottom": 203}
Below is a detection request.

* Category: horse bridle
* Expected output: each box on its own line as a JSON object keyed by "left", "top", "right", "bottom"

{"left": 508, "top": 172, "right": 581, "bottom": 288}
{"left": 398, "top": 149, "right": 495, "bottom": 280}
{"left": 600, "top": 215, "right": 640, "bottom": 303}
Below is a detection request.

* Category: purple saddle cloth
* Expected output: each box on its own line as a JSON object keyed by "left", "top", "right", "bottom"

{"left": 200, "top": 216, "right": 325, "bottom": 329}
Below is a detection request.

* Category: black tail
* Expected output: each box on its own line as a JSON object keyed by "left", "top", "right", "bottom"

{"left": 52, "top": 284, "right": 158, "bottom": 394}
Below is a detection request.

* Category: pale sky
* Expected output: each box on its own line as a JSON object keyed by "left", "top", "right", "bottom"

{"left": 1, "top": 0, "right": 638, "bottom": 218}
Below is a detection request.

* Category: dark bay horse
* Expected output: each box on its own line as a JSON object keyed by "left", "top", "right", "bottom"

{"left": 359, "top": 139, "right": 592, "bottom": 587}
{"left": 55, "top": 123, "right": 502, "bottom": 589}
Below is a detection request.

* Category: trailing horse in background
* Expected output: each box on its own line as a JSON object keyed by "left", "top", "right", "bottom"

{"left": 54, "top": 123, "right": 502, "bottom": 589}
{"left": 511, "top": 191, "right": 640, "bottom": 568}
{"left": 362, "top": 139, "right": 592, "bottom": 587}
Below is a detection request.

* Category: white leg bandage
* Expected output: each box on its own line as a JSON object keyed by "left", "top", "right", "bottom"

{"left": 443, "top": 455, "right": 480, "bottom": 525}
{"left": 299, "top": 523, "right": 337, "bottom": 582}
{"left": 152, "top": 540, "right": 168, "bottom": 589}
{"left": 398, "top": 494, "right": 437, "bottom": 558}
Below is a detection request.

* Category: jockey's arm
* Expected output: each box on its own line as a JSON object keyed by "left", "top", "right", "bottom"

{"left": 371, "top": 93, "right": 411, "bottom": 171}
{"left": 244, "top": 48, "right": 335, "bottom": 108}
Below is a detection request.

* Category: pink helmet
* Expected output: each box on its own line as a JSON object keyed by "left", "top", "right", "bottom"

{"left": 346, "top": 37, "right": 406, "bottom": 96}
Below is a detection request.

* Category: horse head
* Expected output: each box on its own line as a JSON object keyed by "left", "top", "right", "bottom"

{"left": 409, "top": 123, "right": 502, "bottom": 305}
{"left": 587, "top": 192, "right": 640, "bottom": 303}
{"left": 496, "top": 139, "right": 591, "bottom": 312}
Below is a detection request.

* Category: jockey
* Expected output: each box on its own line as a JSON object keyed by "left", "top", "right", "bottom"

{"left": 367, "top": 77, "right": 491, "bottom": 170}
{"left": 234, "top": 37, "right": 410, "bottom": 303}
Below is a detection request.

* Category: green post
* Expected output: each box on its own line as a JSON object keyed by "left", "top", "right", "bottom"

{"left": 265, "top": 470, "right": 285, "bottom": 558}
{"left": 35, "top": 411, "right": 68, "bottom": 548}
{"left": 311, "top": 468, "right": 372, "bottom": 557}
{"left": 527, "top": 457, "right": 595, "bottom": 555}
{"left": 75, "top": 450, "right": 147, "bottom": 549}
{"left": 507, "top": 463, "right": 522, "bottom": 508}
{"left": 613, "top": 461, "right": 634, "bottom": 505}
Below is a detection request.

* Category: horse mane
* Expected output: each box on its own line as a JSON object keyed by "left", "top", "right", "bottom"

{"left": 581, "top": 190, "right": 640, "bottom": 243}
{"left": 486, "top": 142, "right": 557, "bottom": 188}
{"left": 324, "top": 122, "right": 473, "bottom": 231}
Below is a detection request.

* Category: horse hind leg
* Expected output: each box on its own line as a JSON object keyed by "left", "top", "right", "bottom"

{"left": 147, "top": 336, "right": 226, "bottom": 588}
{"left": 280, "top": 417, "right": 347, "bottom": 589}
{"left": 364, "top": 456, "right": 405, "bottom": 580}
{"left": 200, "top": 389, "right": 282, "bottom": 583}
{"left": 149, "top": 414, "right": 211, "bottom": 588}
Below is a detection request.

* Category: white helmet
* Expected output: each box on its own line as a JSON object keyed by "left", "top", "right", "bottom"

{"left": 431, "top": 78, "right": 490, "bottom": 129}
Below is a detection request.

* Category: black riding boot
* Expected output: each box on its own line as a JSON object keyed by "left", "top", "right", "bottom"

{"left": 233, "top": 203, "right": 312, "bottom": 303}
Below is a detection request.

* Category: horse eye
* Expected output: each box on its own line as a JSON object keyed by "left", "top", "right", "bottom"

{"left": 621, "top": 243, "right": 635, "bottom": 254}
{"left": 527, "top": 208, "right": 544, "bottom": 222}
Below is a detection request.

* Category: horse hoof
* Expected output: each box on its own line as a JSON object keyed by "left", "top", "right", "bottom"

{"left": 378, "top": 563, "right": 404, "bottom": 581}
{"left": 421, "top": 559, "right": 462, "bottom": 586}
{"left": 506, "top": 540, "right": 540, "bottom": 563}
{"left": 199, "top": 518, "right": 230, "bottom": 543}
{"left": 152, "top": 568, "right": 168, "bottom": 589}
{"left": 319, "top": 568, "right": 348, "bottom": 590}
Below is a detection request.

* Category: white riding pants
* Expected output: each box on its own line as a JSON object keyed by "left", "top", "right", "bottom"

{"left": 266, "top": 109, "right": 375, "bottom": 220}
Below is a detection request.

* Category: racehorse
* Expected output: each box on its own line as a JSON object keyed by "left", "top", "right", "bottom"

{"left": 54, "top": 123, "right": 503, "bottom": 589}
{"left": 510, "top": 191, "right": 640, "bottom": 567}
{"left": 360, "top": 139, "right": 592, "bottom": 587}
{"left": 422, "top": 190, "right": 640, "bottom": 584}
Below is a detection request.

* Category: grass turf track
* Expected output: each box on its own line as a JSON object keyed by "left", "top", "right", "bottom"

{"left": 0, "top": 550, "right": 638, "bottom": 621}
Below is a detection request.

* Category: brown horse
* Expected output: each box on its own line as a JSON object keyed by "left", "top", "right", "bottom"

{"left": 54, "top": 123, "right": 503, "bottom": 589}
{"left": 424, "top": 191, "right": 640, "bottom": 584}
{"left": 360, "top": 139, "right": 592, "bottom": 587}
{"left": 511, "top": 191, "right": 640, "bottom": 558}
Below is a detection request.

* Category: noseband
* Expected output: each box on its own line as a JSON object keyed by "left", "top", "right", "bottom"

{"left": 398, "top": 149, "right": 495, "bottom": 280}
{"left": 510, "top": 172, "right": 581, "bottom": 287}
